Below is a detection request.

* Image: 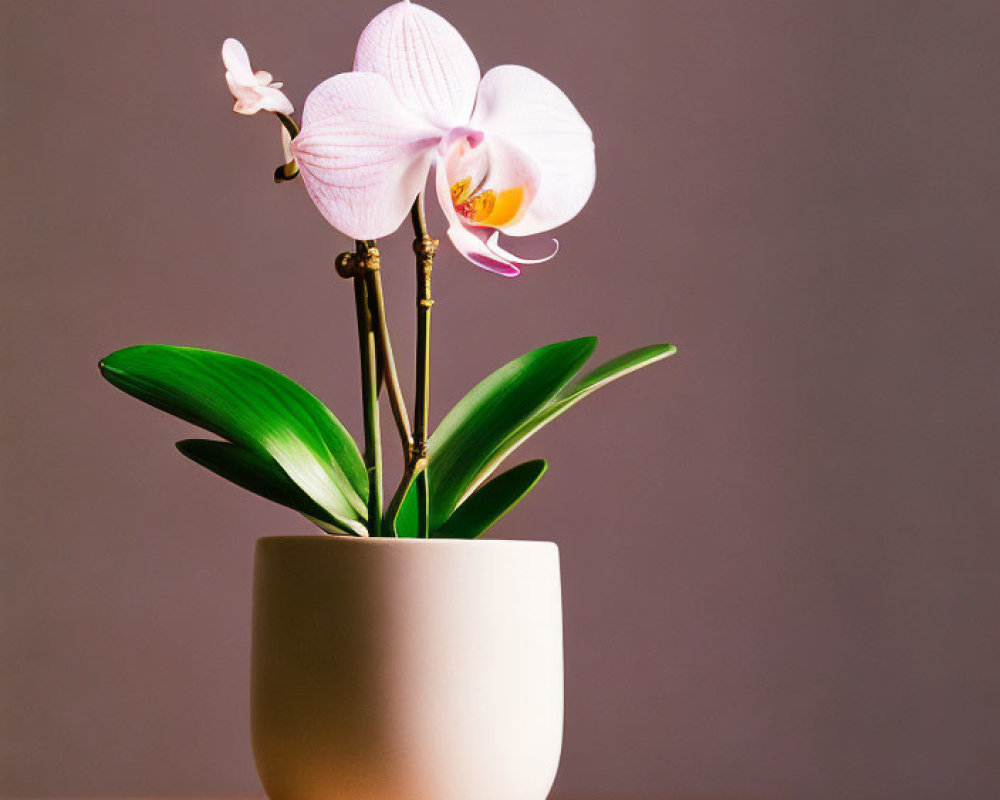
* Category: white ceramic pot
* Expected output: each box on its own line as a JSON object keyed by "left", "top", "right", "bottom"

{"left": 251, "top": 536, "right": 563, "bottom": 800}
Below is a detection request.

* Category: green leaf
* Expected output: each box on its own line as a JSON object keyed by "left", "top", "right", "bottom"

{"left": 433, "top": 460, "right": 547, "bottom": 539}
{"left": 100, "top": 345, "right": 367, "bottom": 534}
{"left": 175, "top": 439, "right": 356, "bottom": 533}
{"left": 453, "top": 343, "right": 677, "bottom": 507}
{"left": 415, "top": 337, "right": 598, "bottom": 530}
{"left": 395, "top": 339, "right": 676, "bottom": 537}
{"left": 558, "top": 343, "right": 678, "bottom": 400}
{"left": 392, "top": 471, "right": 420, "bottom": 538}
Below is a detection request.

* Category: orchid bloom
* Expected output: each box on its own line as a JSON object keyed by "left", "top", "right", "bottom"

{"left": 222, "top": 38, "right": 294, "bottom": 116}
{"left": 291, "top": 1, "right": 595, "bottom": 276}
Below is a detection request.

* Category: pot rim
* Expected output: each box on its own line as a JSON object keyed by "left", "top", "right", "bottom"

{"left": 257, "top": 535, "right": 557, "bottom": 550}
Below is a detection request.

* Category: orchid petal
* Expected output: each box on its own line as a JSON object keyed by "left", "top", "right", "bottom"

{"left": 470, "top": 65, "right": 595, "bottom": 236}
{"left": 227, "top": 81, "right": 294, "bottom": 115}
{"left": 222, "top": 38, "right": 294, "bottom": 115}
{"left": 434, "top": 161, "right": 556, "bottom": 277}
{"left": 354, "top": 1, "right": 480, "bottom": 129}
{"left": 293, "top": 71, "right": 442, "bottom": 239}
{"left": 222, "top": 38, "right": 254, "bottom": 82}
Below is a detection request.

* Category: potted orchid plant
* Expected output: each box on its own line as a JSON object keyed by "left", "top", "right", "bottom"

{"left": 100, "top": 3, "right": 675, "bottom": 800}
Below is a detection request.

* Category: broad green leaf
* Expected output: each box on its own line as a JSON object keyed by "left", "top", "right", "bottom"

{"left": 433, "top": 460, "right": 547, "bottom": 539}
{"left": 395, "top": 339, "right": 675, "bottom": 537}
{"left": 175, "top": 439, "right": 356, "bottom": 534}
{"left": 466, "top": 343, "right": 677, "bottom": 500}
{"left": 100, "top": 345, "right": 367, "bottom": 534}
{"left": 456, "top": 343, "right": 677, "bottom": 505}
{"left": 417, "top": 337, "right": 597, "bottom": 529}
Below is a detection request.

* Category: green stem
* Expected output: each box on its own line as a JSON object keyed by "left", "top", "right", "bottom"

{"left": 352, "top": 242, "right": 382, "bottom": 536}
{"left": 411, "top": 195, "right": 436, "bottom": 539}
{"left": 366, "top": 262, "right": 413, "bottom": 461}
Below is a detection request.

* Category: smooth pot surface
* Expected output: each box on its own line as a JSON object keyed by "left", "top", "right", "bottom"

{"left": 251, "top": 536, "right": 563, "bottom": 800}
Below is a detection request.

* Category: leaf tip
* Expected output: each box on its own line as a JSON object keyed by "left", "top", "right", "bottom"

{"left": 97, "top": 353, "right": 122, "bottom": 382}
{"left": 174, "top": 439, "right": 197, "bottom": 457}
{"left": 525, "top": 458, "right": 548, "bottom": 479}
{"left": 97, "top": 345, "right": 146, "bottom": 380}
{"left": 561, "top": 335, "right": 598, "bottom": 363}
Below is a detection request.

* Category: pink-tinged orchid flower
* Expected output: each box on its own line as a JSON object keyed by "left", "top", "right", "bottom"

{"left": 291, "top": 1, "right": 595, "bottom": 276}
{"left": 222, "top": 38, "right": 294, "bottom": 116}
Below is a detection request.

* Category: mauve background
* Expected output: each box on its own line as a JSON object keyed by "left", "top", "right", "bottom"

{"left": 2, "top": 0, "right": 999, "bottom": 798}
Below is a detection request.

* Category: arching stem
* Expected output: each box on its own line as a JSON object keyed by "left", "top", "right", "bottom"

{"left": 366, "top": 257, "right": 413, "bottom": 460}
{"left": 275, "top": 112, "right": 299, "bottom": 138}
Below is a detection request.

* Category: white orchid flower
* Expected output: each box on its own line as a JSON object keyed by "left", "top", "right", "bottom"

{"left": 291, "top": 0, "right": 595, "bottom": 276}
{"left": 222, "top": 38, "right": 294, "bottom": 116}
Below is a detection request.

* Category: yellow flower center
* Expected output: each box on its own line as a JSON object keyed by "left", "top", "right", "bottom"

{"left": 450, "top": 176, "right": 525, "bottom": 228}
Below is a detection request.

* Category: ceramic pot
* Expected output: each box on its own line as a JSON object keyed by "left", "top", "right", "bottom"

{"left": 251, "top": 536, "right": 563, "bottom": 800}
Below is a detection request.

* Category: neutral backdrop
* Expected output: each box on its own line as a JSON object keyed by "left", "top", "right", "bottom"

{"left": 3, "top": 1, "right": 999, "bottom": 798}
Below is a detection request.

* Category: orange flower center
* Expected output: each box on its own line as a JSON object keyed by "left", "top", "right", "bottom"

{"left": 450, "top": 176, "right": 525, "bottom": 228}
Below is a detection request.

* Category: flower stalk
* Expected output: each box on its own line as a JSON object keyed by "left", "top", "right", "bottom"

{"left": 366, "top": 258, "right": 413, "bottom": 461}
{"left": 346, "top": 242, "right": 382, "bottom": 536}
{"left": 275, "top": 112, "right": 299, "bottom": 138}
{"left": 337, "top": 241, "right": 416, "bottom": 537}
{"left": 411, "top": 194, "right": 437, "bottom": 538}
